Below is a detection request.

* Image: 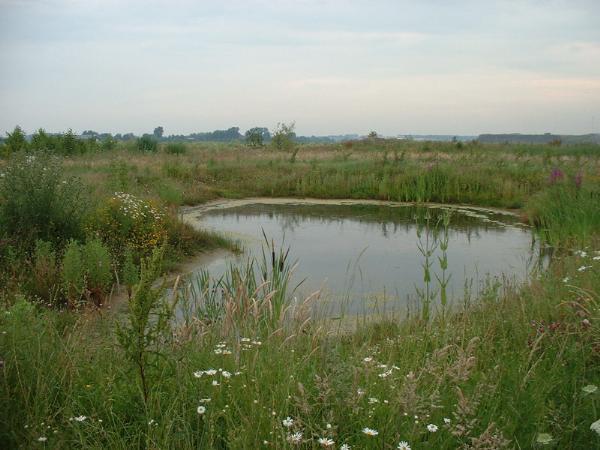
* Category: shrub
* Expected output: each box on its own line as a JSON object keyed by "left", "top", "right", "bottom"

{"left": 89, "top": 192, "right": 166, "bottom": 263}
{"left": 60, "top": 129, "right": 82, "bottom": 155}
{"left": 81, "top": 238, "right": 113, "bottom": 304}
{"left": 101, "top": 135, "right": 117, "bottom": 151}
{"left": 62, "top": 240, "right": 85, "bottom": 307}
{"left": 136, "top": 135, "right": 158, "bottom": 153}
{"left": 0, "top": 152, "right": 87, "bottom": 249}
{"left": 4, "top": 126, "right": 28, "bottom": 155}
{"left": 271, "top": 122, "right": 296, "bottom": 151}
{"left": 245, "top": 127, "right": 269, "bottom": 147}
{"left": 61, "top": 238, "right": 114, "bottom": 307}
{"left": 164, "top": 142, "right": 186, "bottom": 154}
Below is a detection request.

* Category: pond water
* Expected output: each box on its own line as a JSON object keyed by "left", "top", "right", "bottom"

{"left": 183, "top": 199, "right": 545, "bottom": 317}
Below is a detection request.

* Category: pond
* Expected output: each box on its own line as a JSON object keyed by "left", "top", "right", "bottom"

{"left": 182, "top": 199, "right": 546, "bottom": 317}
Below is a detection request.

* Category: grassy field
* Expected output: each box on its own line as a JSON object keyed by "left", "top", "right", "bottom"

{"left": 1, "top": 139, "right": 599, "bottom": 449}
{"left": 63, "top": 139, "right": 600, "bottom": 244}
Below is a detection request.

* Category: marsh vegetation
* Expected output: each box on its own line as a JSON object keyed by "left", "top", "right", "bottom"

{"left": 0, "top": 135, "right": 599, "bottom": 448}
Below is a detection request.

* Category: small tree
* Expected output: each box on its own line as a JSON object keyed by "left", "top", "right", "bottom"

{"left": 5, "top": 126, "right": 28, "bottom": 154}
{"left": 101, "top": 135, "right": 117, "bottom": 151}
{"left": 271, "top": 122, "right": 296, "bottom": 151}
{"left": 61, "top": 129, "right": 80, "bottom": 155}
{"left": 153, "top": 126, "right": 164, "bottom": 139}
{"left": 245, "top": 127, "right": 269, "bottom": 147}
{"left": 368, "top": 131, "right": 378, "bottom": 139}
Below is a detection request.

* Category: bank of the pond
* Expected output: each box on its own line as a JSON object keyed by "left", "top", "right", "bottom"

{"left": 180, "top": 197, "right": 525, "bottom": 220}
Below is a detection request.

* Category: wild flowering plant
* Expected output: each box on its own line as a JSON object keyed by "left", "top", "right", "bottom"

{"left": 89, "top": 192, "right": 166, "bottom": 263}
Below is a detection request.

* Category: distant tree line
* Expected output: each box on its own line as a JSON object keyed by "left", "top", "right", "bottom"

{"left": 0, "top": 122, "right": 352, "bottom": 157}
{"left": 1, "top": 126, "right": 117, "bottom": 156}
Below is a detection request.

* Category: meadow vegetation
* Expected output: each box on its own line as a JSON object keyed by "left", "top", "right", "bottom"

{"left": 0, "top": 133, "right": 599, "bottom": 448}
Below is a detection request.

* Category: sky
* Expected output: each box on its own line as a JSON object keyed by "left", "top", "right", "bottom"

{"left": 1, "top": 0, "right": 599, "bottom": 136}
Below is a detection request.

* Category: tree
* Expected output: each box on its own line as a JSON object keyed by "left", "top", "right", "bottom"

{"left": 5, "top": 126, "right": 28, "bottom": 154}
{"left": 368, "top": 131, "right": 378, "bottom": 139}
{"left": 271, "top": 122, "right": 296, "bottom": 151}
{"left": 30, "top": 128, "right": 52, "bottom": 152}
{"left": 245, "top": 127, "right": 270, "bottom": 147}
{"left": 101, "top": 135, "right": 117, "bottom": 151}
{"left": 61, "top": 129, "right": 79, "bottom": 155}
{"left": 153, "top": 126, "right": 164, "bottom": 139}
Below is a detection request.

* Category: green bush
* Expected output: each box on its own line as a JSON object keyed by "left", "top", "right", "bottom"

{"left": 81, "top": 238, "right": 113, "bottom": 303}
{"left": 88, "top": 192, "right": 166, "bottom": 264}
{"left": 136, "top": 135, "right": 158, "bottom": 153}
{"left": 164, "top": 142, "right": 187, "bottom": 154}
{"left": 101, "top": 135, "right": 117, "bottom": 151}
{"left": 271, "top": 122, "right": 296, "bottom": 151}
{"left": 4, "top": 126, "right": 28, "bottom": 155}
{"left": 0, "top": 152, "right": 87, "bottom": 249}
{"left": 61, "top": 238, "right": 114, "bottom": 306}
{"left": 61, "top": 240, "right": 85, "bottom": 307}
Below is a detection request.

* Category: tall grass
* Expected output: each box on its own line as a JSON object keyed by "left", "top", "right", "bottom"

{"left": 1, "top": 241, "right": 598, "bottom": 448}
{"left": 527, "top": 185, "right": 600, "bottom": 246}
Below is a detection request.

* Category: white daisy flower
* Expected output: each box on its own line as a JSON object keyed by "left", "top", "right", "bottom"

{"left": 591, "top": 419, "right": 600, "bottom": 436}
{"left": 287, "top": 431, "right": 303, "bottom": 444}
{"left": 282, "top": 417, "right": 294, "bottom": 427}
{"left": 362, "top": 427, "right": 379, "bottom": 436}
{"left": 37, "top": 436, "right": 47, "bottom": 442}
{"left": 318, "top": 437, "right": 335, "bottom": 447}
{"left": 197, "top": 406, "right": 206, "bottom": 415}
{"left": 397, "top": 441, "right": 411, "bottom": 450}
{"left": 427, "top": 424, "right": 438, "bottom": 432}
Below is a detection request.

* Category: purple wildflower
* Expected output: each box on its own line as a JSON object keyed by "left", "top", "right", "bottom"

{"left": 549, "top": 167, "right": 564, "bottom": 184}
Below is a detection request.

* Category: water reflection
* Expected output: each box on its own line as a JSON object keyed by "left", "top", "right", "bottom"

{"left": 186, "top": 202, "right": 546, "bottom": 316}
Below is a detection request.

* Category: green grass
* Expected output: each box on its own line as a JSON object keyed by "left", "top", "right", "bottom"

{"left": 62, "top": 139, "right": 600, "bottom": 245}
{"left": 0, "top": 247, "right": 598, "bottom": 449}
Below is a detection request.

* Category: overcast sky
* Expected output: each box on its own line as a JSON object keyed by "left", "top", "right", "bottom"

{"left": 1, "top": 0, "right": 599, "bottom": 136}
